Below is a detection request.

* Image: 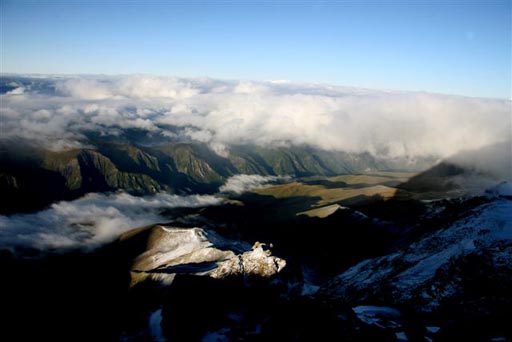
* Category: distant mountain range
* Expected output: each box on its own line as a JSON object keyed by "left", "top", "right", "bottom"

{"left": 0, "top": 138, "right": 436, "bottom": 214}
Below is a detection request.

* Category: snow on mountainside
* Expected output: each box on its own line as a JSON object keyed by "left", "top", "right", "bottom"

{"left": 320, "top": 189, "right": 512, "bottom": 313}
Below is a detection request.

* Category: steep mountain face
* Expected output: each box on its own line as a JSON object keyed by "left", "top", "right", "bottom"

{"left": 0, "top": 144, "right": 171, "bottom": 213}
{"left": 0, "top": 139, "right": 434, "bottom": 214}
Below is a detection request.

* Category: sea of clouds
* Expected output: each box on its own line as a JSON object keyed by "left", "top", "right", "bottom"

{"left": 1, "top": 74, "right": 510, "bottom": 158}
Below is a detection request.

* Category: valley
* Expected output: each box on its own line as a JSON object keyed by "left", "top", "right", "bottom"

{"left": 1, "top": 165, "right": 510, "bottom": 341}
{"left": 0, "top": 139, "right": 432, "bottom": 214}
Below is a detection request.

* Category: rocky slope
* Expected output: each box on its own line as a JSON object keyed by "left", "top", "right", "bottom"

{"left": 320, "top": 195, "right": 512, "bottom": 306}
{"left": 317, "top": 186, "right": 512, "bottom": 341}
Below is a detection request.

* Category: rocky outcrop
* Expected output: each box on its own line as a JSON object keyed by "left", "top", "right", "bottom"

{"left": 212, "top": 241, "right": 287, "bottom": 278}
{"left": 121, "top": 225, "right": 286, "bottom": 287}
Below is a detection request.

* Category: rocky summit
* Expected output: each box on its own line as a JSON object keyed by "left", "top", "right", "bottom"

{"left": 122, "top": 225, "right": 286, "bottom": 287}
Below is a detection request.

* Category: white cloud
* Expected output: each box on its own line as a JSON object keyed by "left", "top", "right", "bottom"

{"left": 0, "top": 175, "right": 286, "bottom": 253}
{"left": 219, "top": 174, "right": 287, "bottom": 194}
{"left": 6, "top": 86, "right": 25, "bottom": 95}
{"left": 54, "top": 74, "right": 200, "bottom": 100}
{"left": 55, "top": 78, "right": 113, "bottom": 100}
{"left": 0, "top": 75, "right": 510, "bottom": 159}
{"left": 0, "top": 192, "right": 221, "bottom": 252}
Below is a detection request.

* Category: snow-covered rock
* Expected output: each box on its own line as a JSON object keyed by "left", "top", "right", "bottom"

{"left": 211, "top": 241, "right": 286, "bottom": 279}
{"left": 320, "top": 197, "right": 512, "bottom": 312}
{"left": 123, "top": 225, "right": 286, "bottom": 286}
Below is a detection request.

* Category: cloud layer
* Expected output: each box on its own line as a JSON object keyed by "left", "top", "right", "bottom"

{"left": 0, "top": 174, "right": 283, "bottom": 252}
{"left": 1, "top": 75, "right": 510, "bottom": 158}
{"left": 0, "top": 191, "right": 221, "bottom": 252}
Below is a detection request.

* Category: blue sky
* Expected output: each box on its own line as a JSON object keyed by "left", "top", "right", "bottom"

{"left": 1, "top": 0, "right": 511, "bottom": 98}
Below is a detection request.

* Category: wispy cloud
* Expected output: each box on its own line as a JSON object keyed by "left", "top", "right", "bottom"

{"left": 219, "top": 174, "right": 287, "bottom": 194}
{"left": 0, "top": 191, "right": 221, "bottom": 252}
{"left": 0, "top": 173, "right": 292, "bottom": 252}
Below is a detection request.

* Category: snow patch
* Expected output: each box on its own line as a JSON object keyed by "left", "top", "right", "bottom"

{"left": 395, "top": 332, "right": 408, "bottom": 341}
{"left": 426, "top": 326, "right": 440, "bottom": 334}
{"left": 201, "top": 328, "right": 230, "bottom": 342}
{"left": 353, "top": 306, "right": 402, "bottom": 329}
{"left": 149, "top": 309, "right": 166, "bottom": 342}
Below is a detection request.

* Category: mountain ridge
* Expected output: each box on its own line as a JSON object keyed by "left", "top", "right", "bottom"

{"left": 0, "top": 139, "right": 436, "bottom": 214}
